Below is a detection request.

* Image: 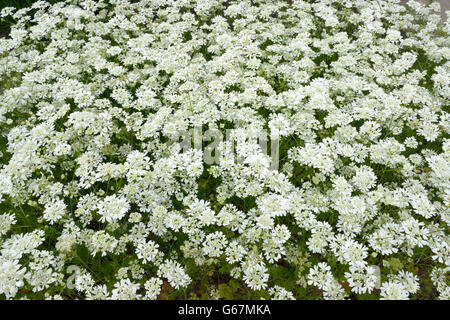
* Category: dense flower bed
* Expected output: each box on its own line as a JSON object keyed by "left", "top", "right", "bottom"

{"left": 0, "top": 0, "right": 449, "bottom": 300}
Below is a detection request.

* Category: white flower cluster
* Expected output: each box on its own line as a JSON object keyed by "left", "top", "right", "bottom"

{"left": 0, "top": 0, "right": 448, "bottom": 300}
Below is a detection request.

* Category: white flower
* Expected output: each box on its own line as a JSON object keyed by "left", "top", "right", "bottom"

{"left": 352, "top": 165, "right": 377, "bottom": 192}
{"left": 157, "top": 260, "right": 191, "bottom": 290}
{"left": 136, "top": 240, "right": 160, "bottom": 264}
{"left": 43, "top": 200, "right": 66, "bottom": 225}
{"left": 307, "top": 262, "right": 334, "bottom": 291}
{"left": 202, "top": 231, "right": 227, "bottom": 257}
{"left": 0, "top": 0, "right": 447, "bottom": 301}
{"left": 110, "top": 279, "right": 141, "bottom": 300}
{"left": 144, "top": 277, "right": 163, "bottom": 300}
{"left": 0, "top": 258, "right": 26, "bottom": 299}
{"left": 0, "top": 213, "right": 16, "bottom": 236}
{"left": 269, "top": 285, "right": 295, "bottom": 300}
{"left": 97, "top": 195, "right": 130, "bottom": 223}
{"left": 345, "top": 265, "right": 379, "bottom": 294}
